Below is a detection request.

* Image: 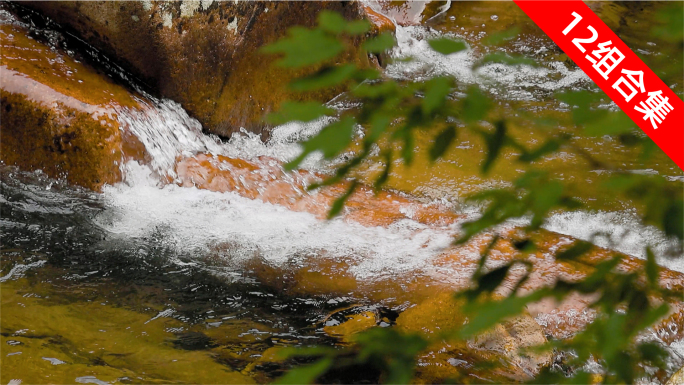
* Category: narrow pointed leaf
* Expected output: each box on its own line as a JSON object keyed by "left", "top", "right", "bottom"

{"left": 429, "top": 126, "right": 457, "bottom": 161}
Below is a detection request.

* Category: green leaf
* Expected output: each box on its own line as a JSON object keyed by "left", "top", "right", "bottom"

{"left": 428, "top": 37, "right": 468, "bottom": 55}
{"left": 422, "top": 76, "right": 453, "bottom": 116}
{"left": 556, "top": 241, "right": 592, "bottom": 261}
{"left": 262, "top": 27, "right": 343, "bottom": 68}
{"left": 664, "top": 199, "right": 684, "bottom": 240}
{"left": 353, "top": 81, "right": 399, "bottom": 98}
{"left": 529, "top": 180, "right": 564, "bottom": 228}
{"left": 637, "top": 342, "right": 669, "bottom": 367}
{"left": 401, "top": 127, "right": 415, "bottom": 166}
{"left": 518, "top": 139, "right": 561, "bottom": 163}
{"left": 353, "top": 68, "right": 382, "bottom": 82}
{"left": 318, "top": 10, "right": 347, "bottom": 34}
{"left": 483, "top": 26, "right": 521, "bottom": 46}
{"left": 290, "top": 64, "right": 358, "bottom": 92}
{"left": 368, "top": 113, "right": 391, "bottom": 142}
{"left": 653, "top": 3, "right": 684, "bottom": 43}
{"left": 474, "top": 52, "right": 537, "bottom": 68}
{"left": 475, "top": 264, "right": 512, "bottom": 296}
{"left": 429, "top": 126, "right": 457, "bottom": 161}
{"left": 512, "top": 238, "right": 535, "bottom": 252}
{"left": 266, "top": 101, "right": 334, "bottom": 125}
{"left": 556, "top": 90, "right": 606, "bottom": 126}
{"left": 362, "top": 32, "right": 396, "bottom": 53}
{"left": 462, "top": 86, "right": 492, "bottom": 123}
{"left": 274, "top": 357, "right": 333, "bottom": 385}
{"left": 285, "top": 116, "right": 356, "bottom": 170}
{"left": 635, "top": 303, "right": 670, "bottom": 333}
{"left": 472, "top": 235, "right": 501, "bottom": 278}
{"left": 354, "top": 329, "right": 428, "bottom": 384}
{"left": 374, "top": 151, "right": 392, "bottom": 190}
{"left": 481, "top": 120, "right": 507, "bottom": 174}
{"left": 459, "top": 290, "right": 548, "bottom": 337}
{"left": 584, "top": 111, "right": 635, "bottom": 136}
{"left": 639, "top": 137, "right": 658, "bottom": 162}
{"left": 578, "top": 256, "right": 622, "bottom": 292}
{"left": 328, "top": 180, "right": 358, "bottom": 219}
{"left": 345, "top": 20, "right": 371, "bottom": 35}
{"left": 556, "top": 90, "right": 603, "bottom": 107}
{"left": 456, "top": 190, "right": 523, "bottom": 244}
{"left": 645, "top": 246, "right": 659, "bottom": 289}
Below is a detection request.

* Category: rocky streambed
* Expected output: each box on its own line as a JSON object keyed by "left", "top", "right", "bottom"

{"left": 1, "top": 1, "right": 684, "bottom": 384}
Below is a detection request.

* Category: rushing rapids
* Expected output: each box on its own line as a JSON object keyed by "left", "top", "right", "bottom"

{"left": 2, "top": 2, "right": 684, "bottom": 384}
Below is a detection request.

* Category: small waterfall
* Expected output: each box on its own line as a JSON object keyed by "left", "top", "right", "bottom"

{"left": 103, "top": 95, "right": 459, "bottom": 281}
{"left": 115, "top": 97, "right": 225, "bottom": 179}
{"left": 114, "top": 93, "right": 337, "bottom": 184}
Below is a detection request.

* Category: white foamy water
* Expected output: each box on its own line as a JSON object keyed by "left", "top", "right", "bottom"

{"left": 544, "top": 210, "right": 684, "bottom": 273}
{"left": 99, "top": 163, "right": 454, "bottom": 280}
{"left": 107, "top": 96, "right": 683, "bottom": 284}
{"left": 387, "top": 25, "right": 591, "bottom": 100}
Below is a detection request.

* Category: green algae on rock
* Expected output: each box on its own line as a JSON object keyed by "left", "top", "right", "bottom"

{"left": 22, "top": 1, "right": 386, "bottom": 138}
{"left": 0, "top": 275, "right": 255, "bottom": 384}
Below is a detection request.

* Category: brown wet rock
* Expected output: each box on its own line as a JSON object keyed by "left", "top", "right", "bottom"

{"left": 396, "top": 291, "right": 466, "bottom": 336}
{"left": 22, "top": 1, "right": 387, "bottom": 138}
{"left": 0, "top": 18, "right": 147, "bottom": 191}
{"left": 324, "top": 310, "right": 378, "bottom": 343}
{"left": 363, "top": 5, "right": 396, "bottom": 34}
{"left": 472, "top": 316, "right": 551, "bottom": 376}
{"left": 174, "top": 153, "right": 462, "bottom": 227}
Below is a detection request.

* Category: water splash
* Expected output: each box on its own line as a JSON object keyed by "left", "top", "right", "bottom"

{"left": 116, "top": 95, "right": 336, "bottom": 180}
{"left": 116, "top": 98, "right": 224, "bottom": 178}
{"left": 99, "top": 162, "right": 455, "bottom": 280}
{"left": 544, "top": 210, "right": 684, "bottom": 272}
{"left": 387, "top": 25, "right": 591, "bottom": 100}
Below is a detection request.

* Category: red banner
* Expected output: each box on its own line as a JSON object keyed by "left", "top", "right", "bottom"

{"left": 514, "top": 0, "right": 684, "bottom": 170}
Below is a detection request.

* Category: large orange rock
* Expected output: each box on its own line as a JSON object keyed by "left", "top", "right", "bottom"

{"left": 0, "top": 7, "right": 147, "bottom": 191}
{"left": 20, "top": 1, "right": 388, "bottom": 138}
{"left": 174, "top": 153, "right": 461, "bottom": 227}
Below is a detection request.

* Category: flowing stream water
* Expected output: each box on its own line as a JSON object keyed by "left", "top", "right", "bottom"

{"left": 2, "top": 2, "right": 683, "bottom": 384}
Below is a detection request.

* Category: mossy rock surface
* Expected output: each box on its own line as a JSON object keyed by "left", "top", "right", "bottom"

{"left": 23, "top": 1, "right": 379, "bottom": 138}
{"left": 0, "top": 277, "right": 255, "bottom": 384}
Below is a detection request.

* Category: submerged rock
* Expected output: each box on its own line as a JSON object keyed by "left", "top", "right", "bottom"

{"left": 0, "top": 9, "right": 148, "bottom": 191}
{"left": 0, "top": 277, "right": 255, "bottom": 384}
{"left": 21, "top": 1, "right": 386, "bottom": 138}
{"left": 324, "top": 309, "right": 378, "bottom": 343}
